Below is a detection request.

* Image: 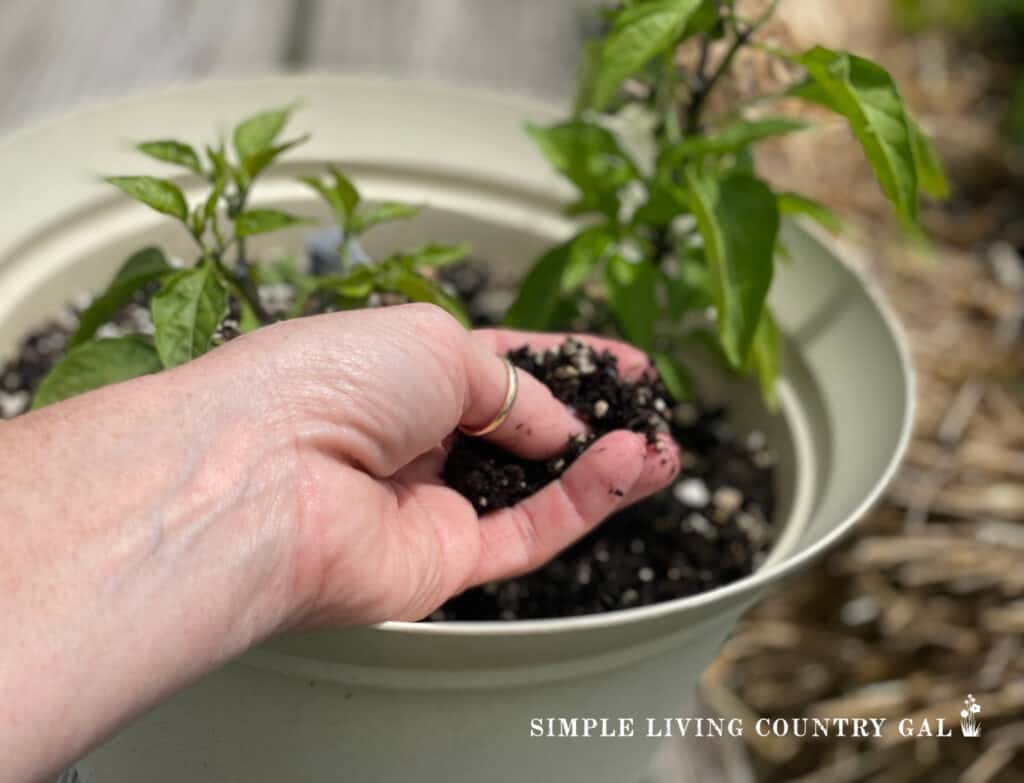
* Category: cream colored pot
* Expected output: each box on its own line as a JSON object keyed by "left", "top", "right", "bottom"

{"left": 0, "top": 76, "right": 913, "bottom": 783}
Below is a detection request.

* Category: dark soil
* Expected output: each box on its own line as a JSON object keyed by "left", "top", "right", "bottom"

{"left": 442, "top": 337, "right": 671, "bottom": 512}
{"left": 435, "top": 400, "right": 775, "bottom": 619}
{"left": 0, "top": 257, "right": 777, "bottom": 622}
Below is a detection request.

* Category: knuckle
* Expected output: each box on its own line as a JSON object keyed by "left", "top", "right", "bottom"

{"left": 401, "top": 302, "right": 465, "bottom": 344}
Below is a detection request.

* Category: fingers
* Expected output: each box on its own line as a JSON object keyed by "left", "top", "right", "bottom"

{"left": 473, "top": 329, "right": 653, "bottom": 381}
{"left": 458, "top": 336, "right": 584, "bottom": 460}
{"left": 461, "top": 328, "right": 659, "bottom": 460}
{"left": 466, "top": 431, "right": 680, "bottom": 586}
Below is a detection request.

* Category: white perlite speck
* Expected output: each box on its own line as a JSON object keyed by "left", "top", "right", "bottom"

{"left": 673, "top": 478, "right": 709, "bottom": 508}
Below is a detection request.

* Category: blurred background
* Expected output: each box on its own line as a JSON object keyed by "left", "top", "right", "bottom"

{"left": 4, "top": 1, "right": 1022, "bottom": 781}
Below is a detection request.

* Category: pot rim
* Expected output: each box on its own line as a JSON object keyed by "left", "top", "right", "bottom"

{"left": 0, "top": 74, "right": 916, "bottom": 637}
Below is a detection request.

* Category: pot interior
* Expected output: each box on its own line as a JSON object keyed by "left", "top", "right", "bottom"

{"left": 0, "top": 79, "right": 910, "bottom": 653}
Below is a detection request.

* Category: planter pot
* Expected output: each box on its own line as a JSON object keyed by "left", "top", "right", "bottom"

{"left": 0, "top": 76, "right": 913, "bottom": 783}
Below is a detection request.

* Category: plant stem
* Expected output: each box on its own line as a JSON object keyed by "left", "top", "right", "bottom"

{"left": 224, "top": 183, "right": 272, "bottom": 324}
{"left": 659, "top": 51, "right": 682, "bottom": 143}
{"left": 684, "top": 0, "right": 781, "bottom": 136}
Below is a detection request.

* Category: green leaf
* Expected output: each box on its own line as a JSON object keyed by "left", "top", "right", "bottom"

{"left": 652, "top": 351, "right": 692, "bottom": 401}
{"left": 589, "top": 0, "right": 704, "bottom": 110}
{"left": 378, "top": 265, "right": 470, "bottom": 327}
{"left": 350, "top": 201, "right": 421, "bottom": 234}
{"left": 238, "top": 300, "right": 262, "bottom": 333}
{"left": 663, "top": 248, "right": 713, "bottom": 312}
{"left": 70, "top": 247, "right": 172, "bottom": 348}
{"left": 240, "top": 134, "right": 309, "bottom": 181}
{"left": 32, "top": 335, "right": 162, "bottom": 409}
{"left": 203, "top": 171, "right": 226, "bottom": 226}
{"left": 206, "top": 145, "right": 232, "bottom": 182}
{"left": 250, "top": 257, "right": 307, "bottom": 286}
{"left": 605, "top": 254, "right": 658, "bottom": 351}
{"left": 526, "top": 120, "right": 637, "bottom": 218}
{"left": 299, "top": 166, "right": 360, "bottom": 225}
{"left": 908, "top": 117, "right": 949, "bottom": 199}
{"left": 105, "top": 176, "right": 189, "bottom": 222}
{"left": 136, "top": 140, "right": 203, "bottom": 175}
{"left": 574, "top": 38, "right": 605, "bottom": 115}
{"left": 504, "top": 240, "right": 573, "bottom": 329}
{"left": 233, "top": 106, "right": 291, "bottom": 166}
{"left": 151, "top": 263, "right": 228, "bottom": 367}
{"left": 235, "top": 208, "right": 309, "bottom": 237}
{"left": 401, "top": 243, "right": 471, "bottom": 269}
{"left": 791, "top": 46, "right": 919, "bottom": 226}
{"left": 746, "top": 308, "right": 782, "bottom": 408}
{"left": 777, "top": 191, "right": 844, "bottom": 233}
{"left": 666, "top": 118, "right": 809, "bottom": 161}
{"left": 564, "top": 225, "right": 613, "bottom": 292}
{"left": 683, "top": 0, "right": 723, "bottom": 38}
{"left": 315, "top": 265, "right": 376, "bottom": 300}
{"left": 684, "top": 168, "right": 779, "bottom": 367}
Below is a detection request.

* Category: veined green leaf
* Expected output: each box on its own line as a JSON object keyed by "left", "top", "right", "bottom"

{"left": 589, "top": 0, "right": 704, "bottom": 110}
{"left": 32, "top": 335, "right": 163, "bottom": 409}
{"left": 777, "top": 191, "right": 844, "bottom": 233}
{"left": 666, "top": 118, "right": 809, "bottom": 162}
{"left": 504, "top": 240, "right": 573, "bottom": 329}
{"left": 605, "top": 254, "right": 658, "bottom": 351}
{"left": 136, "top": 140, "right": 203, "bottom": 175}
{"left": 526, "top": 120, "right": 637, "bottom": 218}
{"left": 235, "top": 208, "right": 309, "bottom": 237}
{"left": 791, "top": 46, "right": 919, "bottom": 225}
{"left": 151, "top": 263, "right": 228, "bottom": 367}
{"left": 70, "top": 247, "right": 172, "bottom": 348}
{"left": 908, "top": 117, "right": 949, "bottom": 199}
{"left": 746, "top": 307, "right": 782, "bottom": 408}
{"left": 684, "top": 167, "right": 779, "bottom": 367}
{"left": 105, "top": 176, "right": 189, "bottom": 222}
{"left": 351, "top": 201, "right": 421, "bottom": 234}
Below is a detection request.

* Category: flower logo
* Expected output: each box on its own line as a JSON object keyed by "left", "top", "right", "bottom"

{"left": 960, "top": 694, "right": 981, "bottom": 738}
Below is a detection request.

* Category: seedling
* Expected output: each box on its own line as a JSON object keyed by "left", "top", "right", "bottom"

{"left": 33, "top": 107, "right": 469, "bottom": 408}
{"left": 505, "top": 0, "right": 948, "bottom": 404}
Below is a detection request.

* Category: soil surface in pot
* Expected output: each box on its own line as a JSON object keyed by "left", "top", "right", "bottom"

{"left": 0, "top": 259, "right": 777, "bottom": 620}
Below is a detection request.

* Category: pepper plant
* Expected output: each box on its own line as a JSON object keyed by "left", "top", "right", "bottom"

{"left": 505, "top": 0, "right": 948, "bottom": 403}
{"left": 34, "top": 107, "right": 469, "bottom": 408}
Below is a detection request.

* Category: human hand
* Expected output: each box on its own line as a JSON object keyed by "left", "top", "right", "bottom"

{"left": 0, "top": 303, "right": 681, "bottom": 781}
{"left": 197, "top": 303, "right": 681, "bottom": 630}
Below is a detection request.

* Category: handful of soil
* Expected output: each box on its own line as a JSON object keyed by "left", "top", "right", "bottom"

{"left": 443, "top": 337, "right": 673, "bottom": 513}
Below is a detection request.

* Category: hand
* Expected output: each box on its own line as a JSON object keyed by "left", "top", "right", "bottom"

{"left": 208, "top": 303, "right": 681, "bottom": 628}
{"left": 0, "top": 303, "right": 680, "bottom": 782}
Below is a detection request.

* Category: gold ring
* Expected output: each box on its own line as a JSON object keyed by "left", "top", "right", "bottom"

{"left": 459, "top": 358, "right": 519, "bottom": 437}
